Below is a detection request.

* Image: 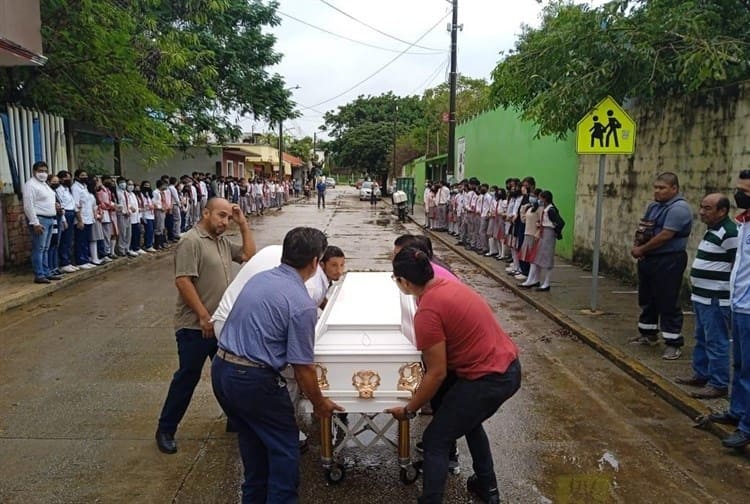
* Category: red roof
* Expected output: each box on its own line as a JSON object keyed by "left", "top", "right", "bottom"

{"left": 283, "top": 152, "right": 304, "bottom": 166}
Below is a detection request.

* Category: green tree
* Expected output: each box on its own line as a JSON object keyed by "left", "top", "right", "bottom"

{"left": 489, "top": 0, "right": 750, "bottom": 139}
{"left": 0, "top": 0, "right": 293, "bottom": 161}
{"left": 320, "top": 92, "right": 425, "bottom": 174}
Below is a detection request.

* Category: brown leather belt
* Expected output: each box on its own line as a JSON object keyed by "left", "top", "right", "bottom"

{"left": 216, "top": 348, "right": 268, "bottom": 369}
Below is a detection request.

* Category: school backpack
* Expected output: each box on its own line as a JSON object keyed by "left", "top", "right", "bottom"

{"left": 548, "top": 205, "right": 565, "bottom": 240}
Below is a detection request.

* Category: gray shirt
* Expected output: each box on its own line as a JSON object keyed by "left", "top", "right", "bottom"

{"left": 643, "top": 195, "right": 693, "bottom": 255}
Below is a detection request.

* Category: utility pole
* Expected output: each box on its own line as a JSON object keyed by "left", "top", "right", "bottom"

{"left": 278, "top": 120, "right": 284, "bottom": 179}
{"left": 392, "top": 104, "right": 399, "bottom": 184}
{"left": 447, "top": 0, "right": 459, "bottom": 179}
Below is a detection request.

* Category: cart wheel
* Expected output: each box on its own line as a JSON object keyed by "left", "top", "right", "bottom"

{"left": 400, "top": 463, "right": 420, "bottom": 485}
{"left": 325, "top": 463, "right": 346, "bottom": 485}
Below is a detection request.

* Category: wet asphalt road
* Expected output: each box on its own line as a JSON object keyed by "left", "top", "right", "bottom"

{"left": 1, "top": 187, "right": 749, "bottom": 503}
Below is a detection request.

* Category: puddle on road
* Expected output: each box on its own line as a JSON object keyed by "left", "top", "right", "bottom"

{"left": 553, "top": 473, "right": 615, "bottom": 503}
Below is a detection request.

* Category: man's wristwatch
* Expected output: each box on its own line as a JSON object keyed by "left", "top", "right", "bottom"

{"left": 404, "top": 405, "right": 417, "bottom": 420}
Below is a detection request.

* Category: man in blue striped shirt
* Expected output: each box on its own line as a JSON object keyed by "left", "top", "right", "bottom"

{"left": 676, "top": 194, "right": 737, "bottom": 399}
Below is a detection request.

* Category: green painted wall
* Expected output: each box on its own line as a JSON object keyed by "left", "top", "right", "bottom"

{"left": 403, "top": 156, "right": 427, "bottom": 204}
{"left": 456, "top": 108, "right": 578, "bottom": 258}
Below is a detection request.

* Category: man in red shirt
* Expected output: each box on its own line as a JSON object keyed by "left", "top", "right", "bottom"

{"left": 387, "top": 247, "right": 521, "bottom": 504}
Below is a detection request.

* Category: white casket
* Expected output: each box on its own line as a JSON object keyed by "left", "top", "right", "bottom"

{"left": 301, "top": 271, "right": 423, "bottom": 414}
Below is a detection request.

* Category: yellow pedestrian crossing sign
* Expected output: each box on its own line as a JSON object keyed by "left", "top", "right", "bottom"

{"left": 576, "top": 96, "right": 636, "bottom": 154}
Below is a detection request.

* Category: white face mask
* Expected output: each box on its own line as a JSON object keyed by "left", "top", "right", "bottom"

{"left": 35, "top": 172, "right": 48, "bottom": 182}
{"left": 118, "top": 182, "right": 127, "bottom": 190}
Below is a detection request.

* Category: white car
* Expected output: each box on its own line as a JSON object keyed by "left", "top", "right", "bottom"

{"left": 359, "top": 181, "right": 381, "bottom": 200}
{"left": 325, "top": 177, "right": 336, "bottom": 188}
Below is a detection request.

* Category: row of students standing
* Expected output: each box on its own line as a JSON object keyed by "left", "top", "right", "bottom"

{"left": 428, "top": 176, "right": 561, "bottom": 292}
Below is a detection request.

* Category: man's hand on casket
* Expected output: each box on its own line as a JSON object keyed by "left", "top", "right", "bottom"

{"left": 293, "top": 363, "right": 345, "bottom": 418}
{"left": 313, "top": 397, "right": 345, "bottom": 419}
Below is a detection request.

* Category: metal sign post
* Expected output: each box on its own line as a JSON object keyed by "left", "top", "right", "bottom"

{"left": 590, "top": 154, "right": 606, "bottom": 312}
{"left": 575, "top": 96, "right": 636, "bottom": 313}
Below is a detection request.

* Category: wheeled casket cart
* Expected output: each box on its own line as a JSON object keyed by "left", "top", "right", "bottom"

{"left": 299, "top": 272, "right": 423, "bottom": 484}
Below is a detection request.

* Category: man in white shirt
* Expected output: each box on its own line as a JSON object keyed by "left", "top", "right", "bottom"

{"left": 22, "top": 161, "right": 61, "bottom": 283}
{"left": 71, "top": 169, "right": 95, "bottom": 268}
{"left": 436, "top": 181, "right": 450, "bottom": 231}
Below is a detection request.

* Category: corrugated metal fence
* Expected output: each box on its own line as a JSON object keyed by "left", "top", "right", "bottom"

{"left": 0, "top": 104, "right": 68, "bottom": 195}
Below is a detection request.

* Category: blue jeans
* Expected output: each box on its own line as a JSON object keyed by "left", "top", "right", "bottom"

{"left": 211, "top": 357, "right": 299, "bottom": 504}
{"left": 165, "top": 213, "right": 175, "bottom": 240}
{"left": 158, "top": 329, "right": 217, "bottom": 434}
{"left": 29, "top": 216, "right": 55, "bottom": 278}
{"left": 130, "top": 223, "right": 142, "bottom": 251}
{"left": 730, "top": 312, "right": 750, "bottom": 434}
{"left": 420, "top": 360, "right": 521, "bottom": 504}
{"left": 59, "top": 210, "right": 75, "bottom": 266}
{"left": 692, "top": 300, "right": 731, "bottom": 389}
{"left": 74, "top": 223, "right": 92, "bottom": 265}
{"left": 143, "top": 219, "right": 154, "bottom": 249}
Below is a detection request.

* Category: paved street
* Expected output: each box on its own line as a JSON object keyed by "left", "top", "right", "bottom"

{"left": 1, "top": 187, "right": 749, "bottom": 503}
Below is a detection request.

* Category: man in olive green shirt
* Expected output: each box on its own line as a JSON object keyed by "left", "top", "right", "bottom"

{"left": 156, "top": 198, "right": 256, "bottom": 454}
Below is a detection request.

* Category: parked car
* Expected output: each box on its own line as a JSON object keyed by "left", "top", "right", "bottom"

{"left": 359, "top": 181, "right": 381, "bottom": 200}
{"left": 325, "top": 177, "right": 336, "bottom": 188}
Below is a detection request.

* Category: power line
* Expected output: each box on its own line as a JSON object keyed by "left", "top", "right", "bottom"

{"left": 409, "top": 57, "right": 450, "bottom": 95}
{"left": 305, "top": 12, "right": 450, "bottom": 109}
{"left": 318, "top": 0, "right": 444, "bottom": 52}
{"left": 277, "top": 10, "right": 444, "bottom": 56}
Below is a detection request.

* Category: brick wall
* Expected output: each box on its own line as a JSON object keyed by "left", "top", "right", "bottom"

{"left": 1, "top": 193, "right": 31, "bottom": 268}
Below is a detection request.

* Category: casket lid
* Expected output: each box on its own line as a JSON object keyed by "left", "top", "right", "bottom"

{"left": 314, "top": 272, "right": 418, "bottom": 355}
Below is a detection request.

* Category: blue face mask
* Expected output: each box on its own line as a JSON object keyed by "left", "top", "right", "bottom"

{"left": 529, "top": 197, "right": 538, "bottom": 205}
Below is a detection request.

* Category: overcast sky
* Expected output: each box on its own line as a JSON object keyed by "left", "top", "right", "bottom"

{"left": 239, "top": 0, "right": 594, "bottom": 139}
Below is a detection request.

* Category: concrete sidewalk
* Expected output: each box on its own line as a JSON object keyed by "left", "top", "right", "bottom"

{"left": 407, "top": 203, "right": 734, "bottom": 440}
{"left": 0, "top": 251, "right": 168, "bottom": 315}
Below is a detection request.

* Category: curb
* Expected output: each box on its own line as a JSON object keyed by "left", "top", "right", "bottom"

{"left": 406, "top": 214, "right": 733, "bottom": 440}
{"left": 0, "top": 250, "right": 170, "bottom": 316}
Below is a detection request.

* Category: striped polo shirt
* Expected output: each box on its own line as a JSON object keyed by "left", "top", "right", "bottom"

{"left": 690, "top": 216, "right": 738, "bottom": 306}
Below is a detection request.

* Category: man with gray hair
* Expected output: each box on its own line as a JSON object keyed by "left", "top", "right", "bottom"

{"left": 676, "top": 193, "right": 737, "bottom": 398}
{"left": 630, "top": 172, "right": 693, "bottom": 360}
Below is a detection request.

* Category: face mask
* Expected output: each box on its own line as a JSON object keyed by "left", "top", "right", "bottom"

{"left": 735, "top": 190, "right": 750, "bottom": 209}
{"left": 62, "top": 179, "right": 72, "bottom": 187}
{"left": 35, "top": 172, "right": 48, "bottom": 182}
{"left": 50, "top": 183, "right": 60, "bottom": 190}
{"left": 529, "top": 196, "right": 538, "bottom": 205}
{"left": 118, "top": 182, "right": 127, "bottom": 190}
{"left": 79, "top": 177, "right": 88, "bottom": 184}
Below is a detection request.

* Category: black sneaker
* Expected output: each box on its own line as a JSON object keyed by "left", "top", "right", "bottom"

{"left": 466, "top": 474, "right": 499, "bottom": 504}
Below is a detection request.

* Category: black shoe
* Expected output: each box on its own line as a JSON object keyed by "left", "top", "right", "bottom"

{"left": 690, "top": 385, "right": 728, "bottom": 399}
{"left": 519, "top": 282, "right": 540, "bottom": 289}
{"left": 33, "top": 277, "right": 51, "bottom": 284}
{"left": 722, "top": 429, "right": 750, "bottom": 449}
{"left": 675, "top": 375, "right": 708, "bottom": 387}
{"left": 46, "top": 274, "right": 63, "bottom": 281}
{"left": 156, "top": 431, "right": 177, "bottom": 454}
{"left": 466, "top": 474, "right": 500, "bottom": 504}
{"left": 534, "top": 286, "right": 551, "bottom": 292}
{"left": 709, "top": 411, "right": 740, "bottom": 426}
